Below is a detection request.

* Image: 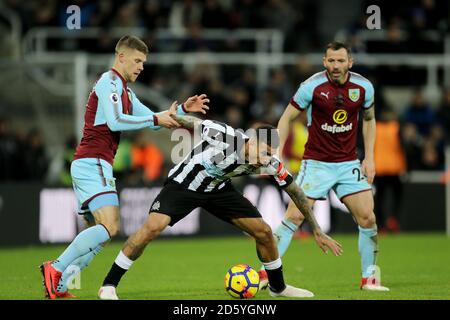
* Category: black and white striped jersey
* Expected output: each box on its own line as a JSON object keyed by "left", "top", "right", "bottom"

{"left": 167, "top": 120, "right": 293, "bottom": 193}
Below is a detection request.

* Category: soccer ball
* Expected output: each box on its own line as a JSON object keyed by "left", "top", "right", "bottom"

{"left": 224, "top": 264, "right": 260, "bottom": 299}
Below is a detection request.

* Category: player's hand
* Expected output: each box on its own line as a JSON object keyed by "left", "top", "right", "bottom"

{"left": 313, "top": 230, "right": 343, "bottom": 256}
{"left": 168, "top": 100, "right": 178, "bottom": 114}
{"left": 361, "top": 158, "right": 376, "bottom": 184}
{"left": 183, "top": 94, "right": 210, "bottom": 114}
{"left": 156, "top": 101, "right": 180, "bottom": 129}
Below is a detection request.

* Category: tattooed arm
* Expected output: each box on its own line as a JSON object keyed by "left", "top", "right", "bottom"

{"left": 284, "top": 182, "right": 321, "bottom": 231}
{"left": 171, "top": 115, "right": 203, "bottom": 131}
{"left": 284, "top": 182, "right": 343, "bottom": 256}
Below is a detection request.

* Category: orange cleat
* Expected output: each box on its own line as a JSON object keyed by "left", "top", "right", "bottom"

{"left": 39, "top": 261, "right": 62, "bottom": 299}
{"left": 258, "top": 269, "right": 269, "bottom": 290}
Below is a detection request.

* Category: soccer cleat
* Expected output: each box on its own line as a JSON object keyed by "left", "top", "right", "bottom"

{"left": 98, "top": 285, "right": 119, "bottom": 300}
{"left": 360, "top": 277, "right": 390, "bottom": 291}
{"left": 40, "top": 261, "right": 62, "bottom": 300}
{"left": 55, "top": 277, "right": 77, "bottom": 299}
{"left": 56, "top": 291, "right": 77, "bottom": 299}
{"left": 258, "top": 269, "right": 269, "bottom": 290}
{"left": 269, "top": 284, "right": 314, "bottom": 298}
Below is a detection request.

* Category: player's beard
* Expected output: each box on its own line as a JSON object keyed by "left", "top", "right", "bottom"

{"left": 328, "top": 67, "right": 349, "bottom": 85}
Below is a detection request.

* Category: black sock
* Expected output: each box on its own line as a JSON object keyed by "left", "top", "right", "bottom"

{"left": 102, "top": 263, "right": 127, "bottom": 287}
{"left": 266, "top": 266, "right": 286, "bottom": 293}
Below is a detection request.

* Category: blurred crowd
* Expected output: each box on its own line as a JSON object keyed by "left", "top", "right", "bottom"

{"left": 4, "top": 0, "right": 449, "bottom": 54}
{"left": 1, "top": 0, "right": 449, "bottom": 233}
{"left": 0, "top": 117, "right": 48, "bottom": 181}
{"left": 347, "top": 0, "right": 449, "bottom": 53}
{"left": 4, "top": 0, "right": 321, "bottom": 52}
{"left": 0, "top": 0, "right": 450, "bottom": 235}
{"left": 1, "top": 0, "right": 449, "bottom": 182}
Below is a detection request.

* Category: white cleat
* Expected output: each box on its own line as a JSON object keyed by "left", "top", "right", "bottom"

{"left": 361, "top": 284, "right": 390, "bottom": 292}
{"left": 258, "top": 269, "right": 269, "bottom": 290}
{"left": 98, "top": 286, "right": 119, "bottom": 300}
{"left": 259, "top": 278, "right": 269, "bottom": 290}
{"left": 269, "top": 284, "right": 314, "bottom": 298}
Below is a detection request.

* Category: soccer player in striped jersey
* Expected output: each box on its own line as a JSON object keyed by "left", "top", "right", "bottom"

{"left": 259, "top": 41, "right": 389, "bottom": 291}
{"left": 40, "top": 35, "right": 209, "bottom": 299}
{"left": 98, "top": 116, "right": 342, "bottom": 299}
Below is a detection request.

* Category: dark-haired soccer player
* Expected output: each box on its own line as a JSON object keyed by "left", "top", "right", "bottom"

{"left": 259, "top": 41, "right": 389, "bottom": 291}
{"left": 40, "top": 35, "right": 209, "bottom": 299}
{"left": 98, "top": 116, "right": 342, "bottom": 299}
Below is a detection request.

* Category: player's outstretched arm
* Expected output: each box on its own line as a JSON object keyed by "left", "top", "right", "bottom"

{"left": 284, "top": 182, "right": 343, "bottom": 256}
{"left": 129, "top": 92, "right": 208, "bottom": 129}
{"left": 97, "top": 78, "right": 158, "bottom": 132}
{"left": 154, "top": 94, "right": 209, "bottom": 129}
{"left": 129, "top": 91, "right": 178, "bottom": 129}
{"left": 153, "top": 101, "right": 182, "bottom": 129}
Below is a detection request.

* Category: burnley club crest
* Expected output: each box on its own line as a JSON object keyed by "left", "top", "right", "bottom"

{"left": 348, "top": 88, "right": 360, "bottom": 102}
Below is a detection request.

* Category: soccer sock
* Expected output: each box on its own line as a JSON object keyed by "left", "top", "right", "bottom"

{"left": 102, "top": 251, "right": 134, "bottom": 287}
{"left": 358, "top": 225, "right": 378, "bottom": 278}
{"left": 52, "top": 224, "right": 110, "bottom": 272}
{"left": 263, "top": 258, "right": 286, "bottom": 293}
{"left": 56, "top": 245, "right": 103, "bottom": 293}
{"left": 274, "top": 218, "right": 298, "bottom": 258}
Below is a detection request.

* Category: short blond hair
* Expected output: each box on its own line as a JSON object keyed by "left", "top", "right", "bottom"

{"left": 115, "top": 35, "right": 148, "bottom": 54}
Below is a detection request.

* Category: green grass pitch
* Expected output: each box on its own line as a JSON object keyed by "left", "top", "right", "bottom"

{"left": 0, "top": 233, "right": 449, "bottom": 300}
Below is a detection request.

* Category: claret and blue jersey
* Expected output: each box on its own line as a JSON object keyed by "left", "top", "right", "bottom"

{"left": 74, "top": 68, "right": 187, "bottom": 165}
{"left": 290, "top": 70, "right": 374, "bottom": 163}
{"left": 71, "top": 68, "right": 187, "bottom": 213}
{"left": 290, "top": 70, "right": 374, "bottom": 200}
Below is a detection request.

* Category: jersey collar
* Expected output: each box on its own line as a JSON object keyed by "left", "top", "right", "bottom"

{"left": 111, "top": 68, "right": 128, "bottom": 87}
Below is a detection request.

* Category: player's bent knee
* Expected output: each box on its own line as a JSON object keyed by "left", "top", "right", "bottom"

{"left": 110, "top": 223, "right": 121, "bottom": 237}
{"left": 93, "top": 205, "right": 121, "bottom": 237}
{"left": 141, "top": 214, "right": 168, "bottom": 240}
{"left": 358, "top": 214, "right": 376, "bottom": 229}
{"left": 102, "top": 221, "right": 121, "bottom": 238}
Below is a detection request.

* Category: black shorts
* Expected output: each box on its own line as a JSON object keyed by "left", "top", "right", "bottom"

{"left": 149, "top": 181, "right": 262, "bottom": 226}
